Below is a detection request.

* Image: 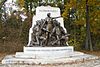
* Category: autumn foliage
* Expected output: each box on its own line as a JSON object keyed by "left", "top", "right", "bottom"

{"left": 0, "top": 0, "right": 100, "bottom": 53}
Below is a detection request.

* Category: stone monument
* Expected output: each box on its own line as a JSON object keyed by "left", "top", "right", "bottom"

{"left": 2, "top": 6, "right": 98, "bottom": 65}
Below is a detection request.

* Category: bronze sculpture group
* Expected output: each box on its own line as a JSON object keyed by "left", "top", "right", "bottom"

{"left": 28, "top": 13, "right": 69, "bottom": 47}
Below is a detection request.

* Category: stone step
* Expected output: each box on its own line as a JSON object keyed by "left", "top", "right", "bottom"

{"left": 15, "top": 51, "right": 84, "bottom": 59}
{"left": 24, "top": 46, "right": 74, "bottom": 51}
{"left": 15, "top": 52, "right": 36, "bottom": 59}
{"left": 23, "top": 46, "right": 74, "bottom": 53}
{"left": 2, "top": 54, "right": 98, "bottom": 64}
{"left": 20, "top": 46, "right": 74, "bottom": 59}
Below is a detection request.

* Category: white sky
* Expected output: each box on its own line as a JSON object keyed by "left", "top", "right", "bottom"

{"left": 4, "top": 0, "right": 19, "bottom": 14}
{"left": 6, "top": 0, "right": 16, "bottom": 3}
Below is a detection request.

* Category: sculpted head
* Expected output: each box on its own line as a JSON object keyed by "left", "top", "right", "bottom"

{"left": 47, "top": 13, "right": 51, "bottom": 17}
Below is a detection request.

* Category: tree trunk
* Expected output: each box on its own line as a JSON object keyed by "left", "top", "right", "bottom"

{"left": 30, "top": 2, "right": 32, "bottom": 14}
{"left": 85, "top": 0, "right": 93, "bottom": 51}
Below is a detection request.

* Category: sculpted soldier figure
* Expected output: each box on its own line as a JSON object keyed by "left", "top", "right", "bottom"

{"left": 40, "top": 13, "right": 54, "bottom": 46}
{"left": 30, "top": 22, "right": 40, "bottom": 46}
{"left": 44, "top": 13, "right": 61, "bottom": 46}
{"left": 28, "top": 13, "right": 69, "bottom": 47}
{"left": 45, "top": 13, "right": 53, "bottom": 32}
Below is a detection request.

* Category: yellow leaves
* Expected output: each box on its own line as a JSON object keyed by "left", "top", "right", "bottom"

{"left": 91, "top": 27, "right": 99, "bottom": 35}
{"left": 62, "top": 3, "right": 69, "bottom": 19}
{"left": 19, "top": 0, "right": 24, "bottom": 8}
{"left": 62, "top": 0, "right": 76, "bottom": 18}
{"left": 63, "top": 0, "right": 100, "bottom": 35}
{"left": 89, "top": 5, "right": 100, "bottom": 34}
{"left": 88, "top": 0, "right": 95, "bottom": 5}
{"left": 75, "top": 18, "right": 86, "bottom": 26}
{"left": 62, "top": 12, "right": 67, "bottom": 19}
{"left": 90, "top": 17, "right": 100, "bottom": 35}
{"left": 69, "top": 0, "right": 76, "bottom": 8}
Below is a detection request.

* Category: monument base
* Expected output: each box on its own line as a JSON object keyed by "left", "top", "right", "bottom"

{"left": 2, "top": 46, "right": 98, "bottom": 64}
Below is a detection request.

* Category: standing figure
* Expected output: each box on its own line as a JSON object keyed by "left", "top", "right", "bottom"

{"left": 44, "top": 13, "right": 54, "bottom": 46}
{"left": 45, "top": 13, "right": 53, "bottom": 32}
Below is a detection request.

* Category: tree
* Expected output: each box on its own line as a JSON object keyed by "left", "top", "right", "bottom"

{"left": 62, "top": 0, "right": 100, "bottom": 50}
{"left": 85, "top": 0, "right": 93, "bottom": 51}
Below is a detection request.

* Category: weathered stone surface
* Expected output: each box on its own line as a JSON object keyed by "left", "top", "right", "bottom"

{"left": 2, "top": 53, "right": 99, "bottom": 65}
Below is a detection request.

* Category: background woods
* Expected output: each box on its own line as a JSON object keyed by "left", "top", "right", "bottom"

{"left": 63, "top": 0, "right": 100, "bottom": 50}
{"left": 0, "top": 0, "right": 100, "bottom": 53}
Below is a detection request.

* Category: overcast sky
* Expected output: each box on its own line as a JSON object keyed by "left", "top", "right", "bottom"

{"left": 6, "top": 0, "right": 16, "bottom": 3}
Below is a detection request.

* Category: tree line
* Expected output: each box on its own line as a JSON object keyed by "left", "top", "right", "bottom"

{"left": 0, "top": 0, "right": 100, "bottom": 52}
